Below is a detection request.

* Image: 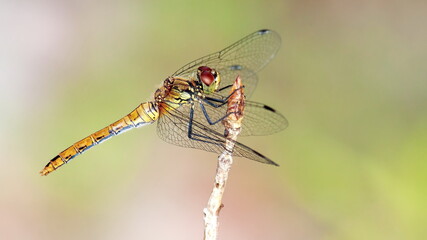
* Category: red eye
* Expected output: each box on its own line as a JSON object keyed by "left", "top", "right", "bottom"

{"left": 200, "top": 71, "right": 214, "bottom": 86}
{"left": 198, "top": 66, "right": 215, "bottom": 86}
{"left": 198, "top": 66, "right": 211, "bottom": 72}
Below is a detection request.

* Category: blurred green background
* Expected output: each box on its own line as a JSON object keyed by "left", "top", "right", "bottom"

{"left": 1, "top": 0, "right": 426, "bottom": 239}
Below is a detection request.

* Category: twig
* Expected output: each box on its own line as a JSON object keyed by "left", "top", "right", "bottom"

{"left": 203, "top": 76, "right": 245, "bottom": 240}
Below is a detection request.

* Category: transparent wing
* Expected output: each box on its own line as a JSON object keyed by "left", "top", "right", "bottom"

{"left": 236, "top": 101, "right": 288, "bottom": 136}
{"left": 157, "top": 103, "right": 279, "bottom": 165}
{"left": 215, "top": 67, "right": 258, "bottom": 99}
{"left": 190, "top": 95, "right": 288, "bottom": 137}
{"left": 172, "top": 29, "right": 281, "bottom": 98}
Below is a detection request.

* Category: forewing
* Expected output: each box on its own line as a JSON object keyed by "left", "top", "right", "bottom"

{"left": 172, "top": 29, "right": 281, "bottom": 98}
{"left": 215, "top": 67, "right": 258, "bottom": 98}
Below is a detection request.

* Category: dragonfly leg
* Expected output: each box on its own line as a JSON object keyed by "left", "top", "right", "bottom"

{"left": 203, "top": 97, "right": 227, "bottom": 107}
{"left": 187, "top": 105, "right": 225, "bottom": 146}
{"left": 199, "top": 85, "right": 244, "bottom": 125}
{"left": 204, "top": 86, "right": 244, "bottom": 108}
{"left": 199, "top": 102, "right": 231, "bottom": 125}
{"left": 217, "top": 84, "right": 232, "bottom": 93}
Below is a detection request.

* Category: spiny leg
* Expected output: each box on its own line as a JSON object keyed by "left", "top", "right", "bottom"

{"left": 199, "top": 86, "right": 245, "bottom": 125}
{"left": 187, "top": 104, "right": 225, "bottom": 146}
{"left": 199, "top": 102, "right": 232, "bottom": 125}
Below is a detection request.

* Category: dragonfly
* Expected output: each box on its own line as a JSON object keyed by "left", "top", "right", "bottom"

{"left": 40, "top": 29, "right": 288, "bottom": 176}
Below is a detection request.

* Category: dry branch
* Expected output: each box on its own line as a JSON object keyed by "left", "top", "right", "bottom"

{"left": 203, "top": 76, "right": 245, "bottom": 240}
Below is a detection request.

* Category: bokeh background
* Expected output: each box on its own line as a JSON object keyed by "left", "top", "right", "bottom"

{"left": 1, "top": 1, "right": 426, "bottom": 239}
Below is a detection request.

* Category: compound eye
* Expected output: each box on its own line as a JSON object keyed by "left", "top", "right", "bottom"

{"left": 198, "top": 66, "right": 211, "bottom": 72}
{"left": 200, "top": 70, "right": 214, "bottom": 86}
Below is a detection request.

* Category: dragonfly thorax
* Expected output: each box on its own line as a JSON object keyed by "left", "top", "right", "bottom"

{"left": 154, "top": 77, "right": 195, "bottom": 106}
{"left": 197, "top": 66, "right": 221, "bottom": 95}
{"left": 154, "top": 79, "right": 171, "bottom": 102}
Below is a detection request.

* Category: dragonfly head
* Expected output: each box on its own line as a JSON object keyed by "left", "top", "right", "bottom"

{"left": 197, "top": 66, "right": 221, "bottom": 94}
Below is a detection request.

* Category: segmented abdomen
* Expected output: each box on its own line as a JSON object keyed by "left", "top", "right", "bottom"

{"left": 40, "top": 102, "right": 158, "bottom": 176}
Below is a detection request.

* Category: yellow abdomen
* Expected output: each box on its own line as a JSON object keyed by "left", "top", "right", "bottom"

{"left": 40, "top": 102, "right": 158, "bottom": 176}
